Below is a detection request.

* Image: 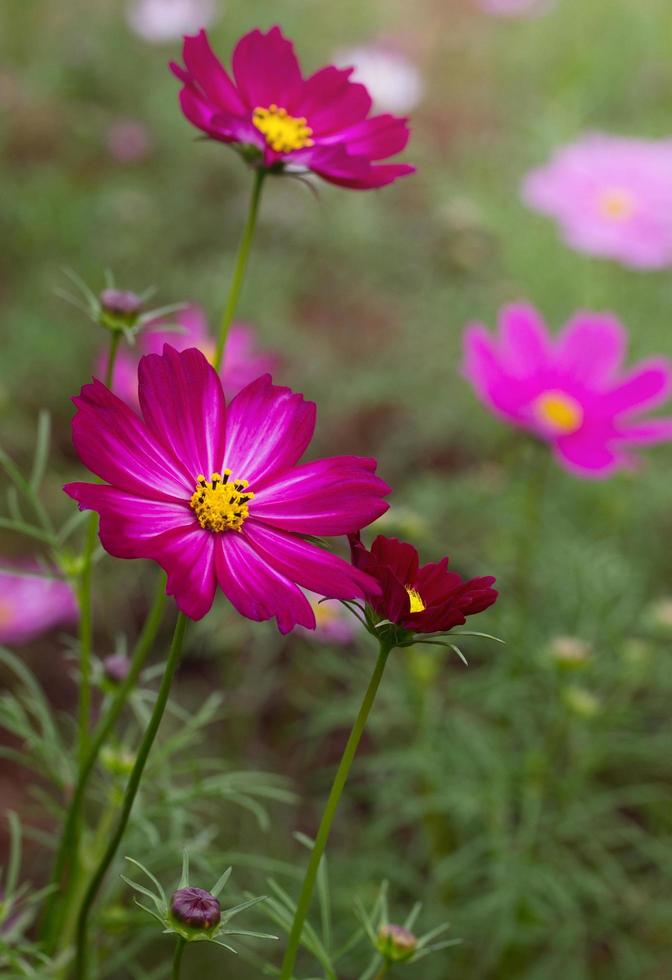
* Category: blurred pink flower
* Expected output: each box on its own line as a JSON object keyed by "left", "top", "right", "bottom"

{"left": 522, "top": 134, "right": 672, "bottom": 268}
{"left": 0, "top": 565, "right": 78, "bottom": 646}
{"left": 463, "top": 304, "right": 672, "bottom": 478}
{"left": 126, "top": 0, "right": 216, "bottom": 43}
{"left": 334, "top": 45, "right": 424, "bottom": 115}
{"left": 106, "top": 119, "right": 153, "bottom": 163}
{"left": 99, "top": 305, "right": 278, "bottom": 405}
{"left": 477, "top": 0, "right": 555, "bottom": 16}
{"left": 171, "top": 27, "right": 414, "bottom": 190}
{"left": 298, "top": 592, "right": 360, "bottom": 644}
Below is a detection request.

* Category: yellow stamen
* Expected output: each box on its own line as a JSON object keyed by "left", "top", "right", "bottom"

{"left": 252, "top": 104, "right": 314, "bottom": 154}
{"left": 189, "top": 470, "right": 253, "bottom": 533}
{"left": 405, "top": 586, "right": 426, "bottom": 614}
{"left": 598, "top": 187, "right": 636, "bottom": 222}
{"left": 534, "top": 390, "right": 583, "bottom": 435}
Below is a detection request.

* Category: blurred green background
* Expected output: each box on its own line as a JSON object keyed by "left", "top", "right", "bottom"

{"left": 2, "top": 0, "right": 672, "bottom": 977}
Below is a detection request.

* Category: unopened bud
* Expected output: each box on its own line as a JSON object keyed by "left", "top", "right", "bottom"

{"left": 377, "top": 923, "right": 417, "bottom": 962}
{"left": 170, "top": 887, "right": 221, "bottom": 931}
{"left": 99, "top": 288, "right": 143, "bottom": 329}
{"left": 103, "top": 654, "right": 131, "bottom": 684}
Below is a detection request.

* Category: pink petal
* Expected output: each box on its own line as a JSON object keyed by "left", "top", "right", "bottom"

{"left": 141, "top": 305, "right": 211, "bottom": 356}
{"left": 604, "top": 359, "right": 672, "bottom": 415}
{"left": 223, "top": 375, "right": 315, "bottom": 487}
{"left": 315, "top": 160, "right": 415, "bottom": 190}
{"left": 554, "top": 433, "right": 628, "bottom": 477}
{"left": 499, "top": 304, "right": 551, "bottom": 377}
{"left": 138, "top": 346, "right": 226, "bottom": 482}
{"left": 299, "top": 66, "right": 372, "bottom": 134}
{"left": 616, "top": 417, "right": 672, "bottom": 444}
{"left": 179, "top": 30, "right": 246, "bottom": 115}
{"left": 251, "top": 456, "right": 390, "bottom": 535}
{"left": 462, "top": 325, "right": 533, "bottom": 420}
{"left": 243, "top": 522, "right": 376, "bottom": 599}
{"left": 556, "top": 313, "right": 626, "bottom": 385}
{"left": 333, "top": 114, "right": 411, "bottom": 160}
{"left": 177, "top": 85, "right": 234, "bottom": 141}
{"left": 232, "top": 26, "right": 303, "bottom": 111}
{"left": 215, "top": 533, "right": 314, "bottom": 634}
{"left": 71, "top": 378, "right": 191, "bottom": 502}
{"left": 155, "top": 524, "right": 218, "bottom": 620}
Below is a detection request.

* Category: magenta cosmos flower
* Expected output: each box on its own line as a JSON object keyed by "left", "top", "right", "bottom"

{"left": 522, "top": 134, "right": 672, "bottom": 268}
{"left": 463, "top": 304, "right": 672, "bottom": 477}
{"left": 65, "top": 346, "right": 389, "bottom": 630}
{"left": 350, "top": 534, "right": 498, "bottom": 634}
{"left": 0, "top": 565, "right": 78, "bottom": 646}
{"left": 170, "top": 27, "right": 415, "bottom": 189}
{"left": 99, "top": 304, "right": 277, "bottom": 406}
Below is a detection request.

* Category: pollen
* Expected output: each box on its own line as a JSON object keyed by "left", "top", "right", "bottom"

{"left": 598, "top": 187, "right": 636, "bottom": 222}
{"left": 534, "top": 390, "right": 583, "bottom": 435}
{"left": 252, "top": 104, "right": 314, "bottom": 154}
{"left": 405, "top": 586, "right": 426, "bottom": 614}
{"left": 190, "top": 471, "right": 253, "bottom": 533}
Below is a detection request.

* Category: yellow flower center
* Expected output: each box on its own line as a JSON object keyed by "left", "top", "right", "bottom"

{"left": 534, "top": 390, "right": 583, "bottom": 434}
{"left": 189, "top": 471, "right": 253, "bottom": 533}
{"left": 252, "top": 104, "right": 314, "bottom": 154}
{"left": 405, "top": 586, "right": 426, "bottom": 614}
{"left": 598, "top": 187, "right": 636, "bottom": 222}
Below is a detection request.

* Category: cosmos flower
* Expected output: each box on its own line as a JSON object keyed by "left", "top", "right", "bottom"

{"left": 349, "top": 534, "right": 497, "bottom": 635}
{"left": 522, "top": 134, "right": 672, "bottom": 268}
{"left": 334, "top": 44, "right": 424, "bottom": 115}
{"left": 477, "top": 0, "right": 555, "bottom": 16}
{"left": 100, "top": 304, "right": 278, "bottom": 405}
{"left": 298, "top": 591, "right": 360, "bottom": 644}
{"left": 0, "top": 565, "right": 78, "bottom": 646}
{"left": 65, "top": 346, "right": 390, "bottom": 630}
{"left": 170, "top": 27, "right": 415, "bottom": 190}
{"left": 126, "top": 0, "right": 217, "bottom": 44}
{"left": 463, "top": 304, "right": 672, "bottom": 477}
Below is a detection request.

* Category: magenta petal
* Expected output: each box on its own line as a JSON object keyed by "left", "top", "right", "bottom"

{"left": 604, "top": 359, "right": 672, "bottom": 415}
{"left": 215, "top": 533, "right": 314, "bottom": 634}
{"left": 335, "top": 114, "right": 411, "bottom": 160}
{"left": 154, "top": 524, "right": 218, "bottom": 620}
{"left": 499, "top": 304, "right": 551, "bottom": 377}
{"left": 232, "top": 26, "right": 302, "bottom": 111}
{"left": 71, "top": 378, "right": 191, "bottom": 501}
{"left": 251, "top": 456, "right": 390, "bottom": 534}
{"left": 554, "top": 433, "right": 625, "bottom": 477}
{"left": 616, "top": 417, "right": 672, "bottom": 444}
{"left": 316, "top": 160, "right": 415, "bottom": 190}
{"left": 556, "top": 313, "right": 626, "bottom": 385}
{"left": 243, "top": 522, "right": 377, "bottom": 599}
{"left": 300, "top": 66, "right": 372, "bottom": 134}
{"left": 224, "top": 375, "right": 315, "bottom": 487}
{"left": 138, "top": 346, "right": 226, "bottom": 482}
{"left": 181, "top": 30, "right": 246, "bottom": 115}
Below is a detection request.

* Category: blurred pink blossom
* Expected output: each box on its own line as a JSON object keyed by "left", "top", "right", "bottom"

{"left": 477, "top": 0, "right": 555, "bottom": 16}
{"left": 0, "top": 565, "right": 78, "bottom": 646}
{"left": 522, "top": 134, "right": 672, "bottom": 268}
{"left": 463, "top": 304, "right": 672, "bottom": 478}
{"left": 298, "top": 592, "right": 360, "bottom": 644}
{"left": 98, "top": 305, "right": 278, "bottom": 405}
{"left": 106, "top": 119, "right": 153, "bottom": 163}
{"left": 126, "top": 0, "right": 217, "bottom": 43}
{"left": 334, "top": 45, "right": 424, "bottom": 115}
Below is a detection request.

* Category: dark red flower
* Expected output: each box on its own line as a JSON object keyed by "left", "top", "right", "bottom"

{"left": 349, "top": 534, "right": 498, "bottom": 634}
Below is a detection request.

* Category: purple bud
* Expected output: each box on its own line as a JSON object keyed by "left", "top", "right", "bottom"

{"left": 103, "top": 654, "right": 131, "bottom": 684}
{"left": 170, "top": 887, "right": 221, "bottom": 930}
{"left": 99, "top": 288, "right": 143, "bottom": 319}
{"left": 377, "top": 923, "right": 418, "bottom": 961}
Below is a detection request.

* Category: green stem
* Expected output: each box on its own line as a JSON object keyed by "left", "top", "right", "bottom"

{"left": 514, "top": 443, "right": 551, "bottom": 625}
{"left": 374, "top": 964, "right": 390, "bottom": 980}
{"left": 173, "top": 938, "right": 186, "bottom": 979}
{"left": 41, "top": 576, "right": 167, "bottom": 952}
{"left": 213, "top": 167, "right": 265, "bottom": 371}
{"left": 105, "top": 332, "right": 122, "bottom": 388}
{"left": 74, "top": 612, "right": 188, "bottom": 979}
{"left": 279, "top": 639, "right": 393, "bottom": 980}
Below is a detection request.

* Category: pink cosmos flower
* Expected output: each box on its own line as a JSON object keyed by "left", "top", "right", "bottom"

{"left": 65, "top": 346, "right": 390, "bottom": 630}
{"left": 0, "top": 565, "right": 78, "bottom": 646}
{"left": 462, "top": 304, "right": 672, "bottom": 477}
{"left": 170, "top": 27, "right": 415, "bottom": 190}
{"left": 477, "top": 0, "right": 555, "bottom": 17}
{"left": 100, "top": 304, "right": 278, "bottom": 406}
{"left": 522, "top": 135, "right": 672, "bottom": 269}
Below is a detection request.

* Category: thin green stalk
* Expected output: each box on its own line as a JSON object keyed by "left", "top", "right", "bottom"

{"left": 172, "top": 938, "right": 186, "bottom": 979}
{"left": 41, "top": 576, "right": 167, "bottom": 952}
{"left": 514, "top": 444, "right": 551, "bottom": 625}
{"left": 213, "top": 167, "right": 265, "bottom": 371}
{"left": 74, "top": 612, "right": 188, "bottom": 979}
{"left": 279, "top": 639, "right": 393, "bottom": 980}
{"left": 374, "top": 964, "right": 390, "bottom": 980}
{"left": 104, "top": 332, "right": 122, "bottom": 388}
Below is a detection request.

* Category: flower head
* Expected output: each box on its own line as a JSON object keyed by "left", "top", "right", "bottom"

{"left": 377, "top": 923, "right": 418, "bottom": 962}
{"left": 65, "top": 346, "right": 389, "bottom": 631}
{"left": 126, "top": 0, "right": 217, "bottom": 44}
{"left": 349, "top": 534, "right": 497, "bottom": 638}
{"left": 170, "top": 27, "right": 415, "bottom": 189}
{"left": 101, "top": 304, "right": 277, "bottom": 405}
{"left": 522, "top": 134, "right": 672, "bottom": 268}
{"left": 0, "top": 565, "right": 77, "bottom": 646}
{"left": 463, "top": 304, "right": 672, "bottom": 477}
{"left": 171, "top": 887, "right": 221, "bottom": 931}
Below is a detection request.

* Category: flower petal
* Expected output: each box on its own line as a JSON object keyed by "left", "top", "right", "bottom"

{"left": 300, "top": 66, "right": 372, "bottom": 134}
{"left": 232, "top": 26, "right": 303, "bottom": 111}
{"left": 71, "top": 378, "right": 191, "bottom": 501}
{"left": 370, "top": 536, "right": 419, "bottom": 585}
{"left": 499, "top": 304, "right": 551, "bottom": 377}
{"left": 141, "top": 305, "right": 211, "bottom": 356}
{"left": 223, "top": 375, "right": 315, "bottom": 487}
{"left": 331, "top": 114, "right": 411, "bottom": 160}
{"left": 177, "top": 30, "right": 246, "bottom": 115}
{"left": 604, "top": 359, "right": 672, "bottom": 415}
{"left": 251, "top": 456, "right": 390, "bottom": 534}
{"left": 215, "top": 533, "right": 314, "bottom": 634}
{"left": 556, "top": 312, "right": 626, "bottom": 385}
{"left": 138, "top": 346, "right": 227, "bottom": 482}
{"left": 156, "top": 524, "right": 218, "bottom": 620}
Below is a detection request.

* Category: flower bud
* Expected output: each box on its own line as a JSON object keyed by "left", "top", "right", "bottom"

{"left": 103, "top": 653, "right": 131, "bottom": 684}
{"left": 377, "top": 923, "right": 418, "bottom": 962}
{"left": 548, "top": 635, "right": 591, "bottom": 669}
{"left": 99, "top": 288, "right": 144, "bottom": 329}
{"left": 170, "top": 887, "right": 221, "bottom": 931}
